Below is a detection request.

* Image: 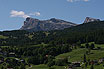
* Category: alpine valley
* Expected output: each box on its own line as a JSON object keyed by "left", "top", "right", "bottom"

{"left": 0, "top": 17, "right": 104, "bottom": 69}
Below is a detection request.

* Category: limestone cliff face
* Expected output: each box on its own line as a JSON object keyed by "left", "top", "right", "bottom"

{"left": 84, "top": 17, "right": 100, "bottom": 23}
{"left": 20, "top": 17, "right": 77, "bottom": 31}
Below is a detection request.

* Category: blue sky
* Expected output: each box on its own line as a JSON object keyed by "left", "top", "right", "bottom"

{"left": 0, "top": 0, "right": 104, "bottom": 31}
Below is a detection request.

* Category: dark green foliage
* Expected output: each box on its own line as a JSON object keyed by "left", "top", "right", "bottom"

{"left": 76, "top": 40, "right": 81, "bottom": 47}
{"left": 28, "top": 56, "right": 40, "bottom": 65}
{"left": 25, "top": 45, "right": 71, "bottom": 65}
{"left": 84, "top": 54, "right": 87, "bottom": 63}
{"left": 47, "top": 60, "right": 55, "bottom": 67}
{"left": 90, "top": 64, "right": 94, "bottom": 69}
{"left": 20, "top": 63, "right": 25, "bottom": 69}
{"left": 90, "top": 43, "right": 95, "bottom": 49}
{"left": 85, "top": 43, "right": 89, "bottom": 48}
{"left": 55, "top": 58, "right": 68, "bottom": 66}
{"left": 1, "top": 66, "right": 4, "bottom": 69}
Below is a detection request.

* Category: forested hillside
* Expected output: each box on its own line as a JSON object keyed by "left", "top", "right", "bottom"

{"left": 0, "top": 21, "right": 104, "bottom": 46}
{"left": 0, "top": 21, "right": 104, "bottom": 69}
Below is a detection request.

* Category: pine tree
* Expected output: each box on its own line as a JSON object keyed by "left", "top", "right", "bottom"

{"left": 84, "top": 54, "right": 86, "bottom": 63}
{"left": 90, "top": 64, "right": 94, "bottom": 69}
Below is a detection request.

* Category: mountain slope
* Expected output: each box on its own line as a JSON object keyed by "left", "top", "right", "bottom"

{"left": 0, "top": 21, "right": 104, "bottom": 46}
{"left": 20, "top": 17, "right": 77, "bottom": 31}
{"left": 84, "top": 17, "right": 100, "bottom": 23}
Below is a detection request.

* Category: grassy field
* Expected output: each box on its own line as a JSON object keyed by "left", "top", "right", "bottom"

{"left": 87, "top": 64, "right": 103, "bottom": 69}
{"left": 81, "top": 42, "right": 104, "bottom": 48}
{"left": 0, "top": 35, "right": 8, "bottom": 39}
{"left": 26, "top": 64, "right": 104, "bottom": 69}
{"left": 56, "top": 48, "right": 86, "bottom": 62}
{"left": 56, "top": 42, "right": 104, "bottom": 62}
{"left": 26, "top": 64, "right": 49, "bottom": 69}
{"left": 55, "top": 42, "right": 104, "bottom": 69}
{"left": 26, "top": 64, "right": 67, "bottom": 69}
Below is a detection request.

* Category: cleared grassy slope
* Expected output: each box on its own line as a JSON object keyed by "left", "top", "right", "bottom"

{"left": 26, "top": 64, "right": 67, "bottom": 69}
{"left": 0, "top": 35, "right": 8, "bottom": 39}
{"left": 55, "top": 43, "right": 104, "bottom": 69}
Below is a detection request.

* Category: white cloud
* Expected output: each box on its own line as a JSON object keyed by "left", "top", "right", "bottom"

{"left": 67, "top": 0, "right": 73, "bottom": 2}
{"left": 67, "top": 0, "right": 90, "bottom": 2}
{"left": 29, "top": 12, "right": 40, "bottom": 16}
{"left": 10, "top": 10, "right": 30, "bottom": 18}
{"left": 83, "top": 0, "right": 89, "bottom": 2}
{"left": 10, "top": 10, "right": 41, "bottom": 19}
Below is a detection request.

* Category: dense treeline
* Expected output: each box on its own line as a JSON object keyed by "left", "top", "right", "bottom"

{"left": 0, "top": 43, "right": 72, "bottom": 65}
{"left": 0, "top": 21, "right": 104, "bottom": 46}
{"left": 26, "top": 44, "right": 71, "bottom": 65}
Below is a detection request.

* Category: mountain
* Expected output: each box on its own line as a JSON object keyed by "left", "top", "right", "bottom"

{"left": 1, "top": 21, "right": 104, "bottom": 46}
{"left": 20, "top": 17, "right": 77, "bottom": 31}
{"left": 84, "top": 17, "right": 100, "bottom": 23}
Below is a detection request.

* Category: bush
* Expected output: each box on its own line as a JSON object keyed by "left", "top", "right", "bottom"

{"left": 80, "top": 45, "right": 85, "bottom": 48}
{"left": 90, "top": 43, "right": 95, "bottom": 49}
{"left": 27, "top": 56, "right": 40, "bottom": 65}
{"left": 85, "top": 43, "right": 89, "bottom": 48}
{"left": 47, "top": 60, "right": 55, "bottom": 67}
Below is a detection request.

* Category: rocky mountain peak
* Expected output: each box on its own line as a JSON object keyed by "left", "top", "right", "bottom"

{"left": 20, "top": 17, "right": 77, "bottom": 31}
{"left": 84, "top": 17, "right": 100, "bottom": 23}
